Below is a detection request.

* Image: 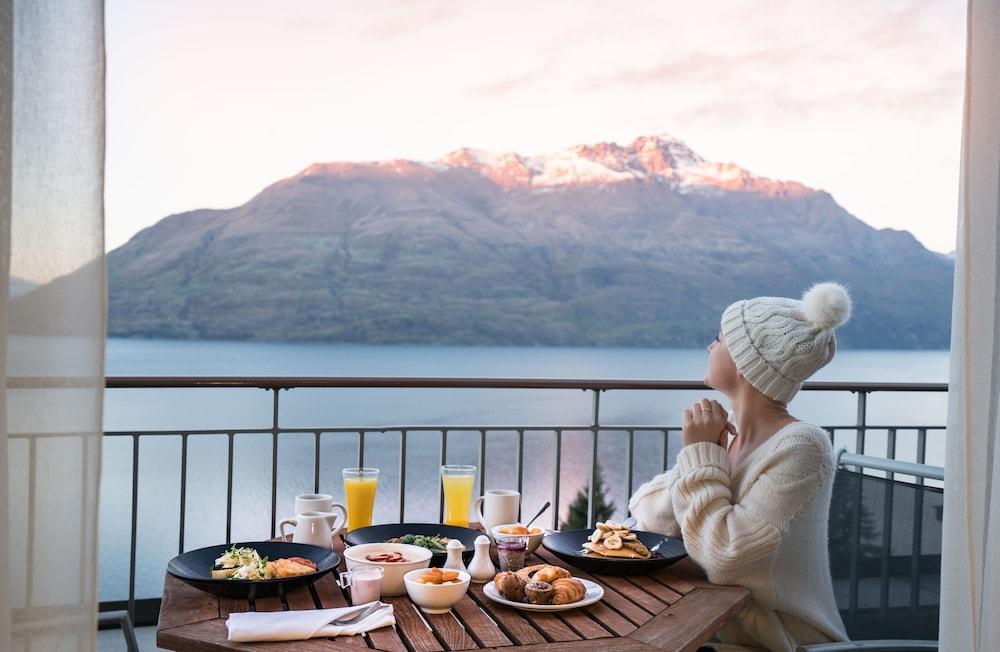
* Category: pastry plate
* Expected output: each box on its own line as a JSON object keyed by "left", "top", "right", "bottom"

{"left": 482, "top": 577, "right": 604, "bottom": 611}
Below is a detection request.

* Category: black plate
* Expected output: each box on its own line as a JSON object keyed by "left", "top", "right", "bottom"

{"left": 541, "top": 529, "right": 686, "bottom": 576}
{"left": 167, "top": 541, "right": 340, "bottom": 598}
{"left": 343, "top": 523, "right": 480, "bottom": 566}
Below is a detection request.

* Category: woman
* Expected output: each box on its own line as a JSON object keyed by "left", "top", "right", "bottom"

{"left": 629, "top": 283, "right": 852, "bottom": 652}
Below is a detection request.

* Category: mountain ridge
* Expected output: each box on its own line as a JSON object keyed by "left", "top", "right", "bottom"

{"left": 105, "top": 134, "right": 953, "bottom": 349}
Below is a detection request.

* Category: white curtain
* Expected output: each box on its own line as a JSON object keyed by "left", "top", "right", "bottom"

{"left": 1, "top": 1, "right": 106, "bottom": 650}
{"left": 940, "top": 0, "right": 1000, "bottom": 650}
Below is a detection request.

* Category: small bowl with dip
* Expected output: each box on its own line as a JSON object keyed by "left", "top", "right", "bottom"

{"left": 343, "top": 543, "right": 432, "bottom": 596}
{"left": 492, "top": 523, "right": 546, "bottom": 555}
{"left": 404, "top": 568, "right": 470, "bottom": 614}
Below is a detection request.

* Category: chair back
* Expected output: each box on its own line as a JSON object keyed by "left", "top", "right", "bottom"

{"left": 828, "top": 463, "right": 943, "bottom": 641}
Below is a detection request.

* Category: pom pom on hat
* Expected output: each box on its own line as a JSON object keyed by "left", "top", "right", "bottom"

{"left": 801, "top": 282, "right": 851, "bottom": 330}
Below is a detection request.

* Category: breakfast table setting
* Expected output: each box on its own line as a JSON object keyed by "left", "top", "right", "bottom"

{"left": 156, "top": 465, "right": 750, "bottom": 652}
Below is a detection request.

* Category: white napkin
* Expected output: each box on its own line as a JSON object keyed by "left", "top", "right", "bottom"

{"left": 226, "top": 602, "right": 395, "bottom": 642}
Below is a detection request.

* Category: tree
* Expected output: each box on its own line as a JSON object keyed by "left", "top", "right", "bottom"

{"left": 561, "top": 462, "right": 615, "bottom": 529}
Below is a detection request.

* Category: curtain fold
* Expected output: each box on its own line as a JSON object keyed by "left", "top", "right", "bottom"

{"left": 939, "top": 0, "right": 1000, "bottom": 650}
{"left": 2, "top": 1, "right": 106, "bottom": 650}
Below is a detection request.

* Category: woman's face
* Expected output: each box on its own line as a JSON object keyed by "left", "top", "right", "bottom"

{"left": 704, "top": 330, "right": 740, "bottom": 394}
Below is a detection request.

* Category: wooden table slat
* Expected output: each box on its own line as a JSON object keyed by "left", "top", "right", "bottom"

{"left": 517, "top": 612, "right": 580, "bottom": 642}
{"left": 450, "top": 594, "right": 514, "bottom": 648}
{"left": 423, "top": 611, "right": 480, "bottom": 650}
{"left": 650, "top": 559, "right": 705, "bottom": 594}
{"left": 532, "top": 547, "right": 653, "bottom": 627}
{"left": 630, "top": 586, "right": 751, "bottom": 652}
{"left": 626, "top": 575, "right": 684, "bottom": 606}
{"left": 312, "top": 574, "right": 351, "bottom": 609}
{"left": 466, "top": 583, "right": 548, "bottom": 646}
{"left": 384, "top": 596, "right": 445, "bottom": 652}
{"left": 589, "top": 573, "right": 669, "bottom": 614}
{"left": 581, "top": 601, "right": 636, "bottom": 637}
{"left": 286, "top": 584, "right": 321, "bottom": 611}
{"left": 159, "top": 575, "right": 221, "bottom": 631}
{"left": 555, "top": 608, "right": 614, "bottom": 639}
{"left": 254, "top": 595, "right": 286, "bottom": 612}
{"left": 218, "top": 597, "right": 249, "bottom": 619}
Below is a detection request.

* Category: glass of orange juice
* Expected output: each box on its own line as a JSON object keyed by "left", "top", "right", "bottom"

{"left": 343, "top": 467, "right": 379, "bottom": 531}
{"left": 441, "top": 465, "right": 476, "bottom": 527}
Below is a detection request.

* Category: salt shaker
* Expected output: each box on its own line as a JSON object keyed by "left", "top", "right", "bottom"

{"left": 466, "top": 535, "right": 496, "bottom": 583}
{"left": 443, "top": 538, "right": 467, "bottom": 573}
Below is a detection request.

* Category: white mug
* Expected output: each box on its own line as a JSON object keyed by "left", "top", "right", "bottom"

{"left": 295, "top": 494, "right": 346, "bottom": 531}
{"left": 278, "top": 510, "right": 345, "bottom": 548}
{"left": 473, "top": 489, "right": 520, "bottom": 533}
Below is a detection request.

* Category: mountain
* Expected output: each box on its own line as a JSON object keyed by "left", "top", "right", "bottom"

{"left": 107, "top": 134, "right": 953, "bottom": 348}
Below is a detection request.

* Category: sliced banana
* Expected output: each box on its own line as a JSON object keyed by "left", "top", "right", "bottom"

{"left": 621, "top": 533, "right": 637, "bottom": 540}
{"left": 604, "top": 534, "right": 623, "bottom": 550}
{"left": 595, "top": 522, "right": 611, "bottom": 532}
{"left": 588, "top": 530, "right": 603, "bottom": 543}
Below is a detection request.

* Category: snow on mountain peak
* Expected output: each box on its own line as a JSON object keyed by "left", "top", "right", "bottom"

{"left": 295, "top": 135, "right": 812, "bottom": 197}
{"left": 434, "top": 135, "right": 808, "bottom": 195}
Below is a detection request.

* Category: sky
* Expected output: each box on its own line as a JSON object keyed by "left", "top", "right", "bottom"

{"left": 105, "top": 0, "right": 966, "bottom": 254}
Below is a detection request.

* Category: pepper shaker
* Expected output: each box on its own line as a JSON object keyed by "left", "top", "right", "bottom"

{"left": 442, "top": 538, "right": 467, "bottom": 573}
{"left": 466, "top": 535, "right": 496, "bottom": 583}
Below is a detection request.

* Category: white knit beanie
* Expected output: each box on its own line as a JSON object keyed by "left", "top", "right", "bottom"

{"left": 721, "top": 283, "right": 852, "bottom": 403}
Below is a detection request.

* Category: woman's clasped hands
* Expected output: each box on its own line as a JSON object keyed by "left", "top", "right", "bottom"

{"left": 682, "top": 398, "right": 737, "bottom": 447}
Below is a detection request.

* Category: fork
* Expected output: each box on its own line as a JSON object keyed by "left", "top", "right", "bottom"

{"left": 329, "top": 601, "right": 386, "bottom": 626}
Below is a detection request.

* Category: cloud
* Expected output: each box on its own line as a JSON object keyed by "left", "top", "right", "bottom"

{"left": 365, "top": 2, "right": 463, "bottom": 40}
{"left": 466, "top": 71, "right": 544, "bottom": 97}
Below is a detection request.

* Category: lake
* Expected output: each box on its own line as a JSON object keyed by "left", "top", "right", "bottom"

{"left": 100, "top": 338, "right": 950, "bottom": 602}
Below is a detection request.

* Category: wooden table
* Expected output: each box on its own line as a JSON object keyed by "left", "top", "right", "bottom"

{"left": 157, "top": 535, "right": 750, "bottom": 652}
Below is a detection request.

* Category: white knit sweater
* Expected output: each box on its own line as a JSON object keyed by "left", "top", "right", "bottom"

{"left": 629, "top": 421, "right": 849, "bottom": 652}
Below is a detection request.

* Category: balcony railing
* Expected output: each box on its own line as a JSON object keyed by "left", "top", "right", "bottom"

{"left": 95, "top": 376, "right": 948, "bottom": 632}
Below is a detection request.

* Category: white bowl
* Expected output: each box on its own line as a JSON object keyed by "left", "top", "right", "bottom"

{"left": 403, "top": 568, "right": 471, "bottom": 614}
{"left": 491, "top": 523, "right": 546, "bottom": 555}
{"left": 343, "top": 543, "right": 432, "bottom": 596}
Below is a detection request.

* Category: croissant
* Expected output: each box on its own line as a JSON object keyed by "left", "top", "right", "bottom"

{"left": 533, "top": 565, "right": 571, "bottom": 584}
{"left": 515, "top": 564, "right": 548, "bottom": 583}
{"left": 494, "top": 571, "right": 525, "bottom": 601}
{"left": 550, "top": 577, "right": 586, "bottom": 605}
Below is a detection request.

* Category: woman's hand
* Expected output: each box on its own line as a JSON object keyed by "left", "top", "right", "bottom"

{"left": 682, "top": 399, "right": 736, "bottom": 447}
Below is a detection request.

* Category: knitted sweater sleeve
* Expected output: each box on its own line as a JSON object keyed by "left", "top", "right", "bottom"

{"left": 627, "top": 465, "right": 682, "bottom": 537}
{"left": 670, "top": 433, "right": 833, "bottom": 579}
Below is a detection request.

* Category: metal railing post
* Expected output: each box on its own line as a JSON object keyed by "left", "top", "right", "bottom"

{"left": 128, "top": 434, "right": 139, "bottom": 625}
{"left": 855, "top": 390, "right": 868, "bottom": 455}
{"left": 225, "top": 432, "right": 234, "bottom": 543}
{"left": 313, "top": 431, "right": 321, "bottom": 494}
{"left": 552, "top": 429, "right": 562, "bottom": 530}
{"left": 270, "top": 389, "right": 280, "bottom": 539}
{"left": 178, "top": 433, "right": 188, "bottom": 554}
{"left": 438, "top": 430, "right": 447, "bottom": 522}
{"left": 478, "top": 429, "right": 486, "bottom": 499}
{"left": 588, "top": 389, "right": 601, "bottom": 528}
{"left": 626, "top": 429, "right": 635, "bottom": 508}
{"left": 398, "top": 430, "right": 407, "bottom": 522}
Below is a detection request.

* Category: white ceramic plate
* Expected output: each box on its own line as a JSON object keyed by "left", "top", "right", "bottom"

{"left": 482, "top": 578, "right": 604, "bottom": 611}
